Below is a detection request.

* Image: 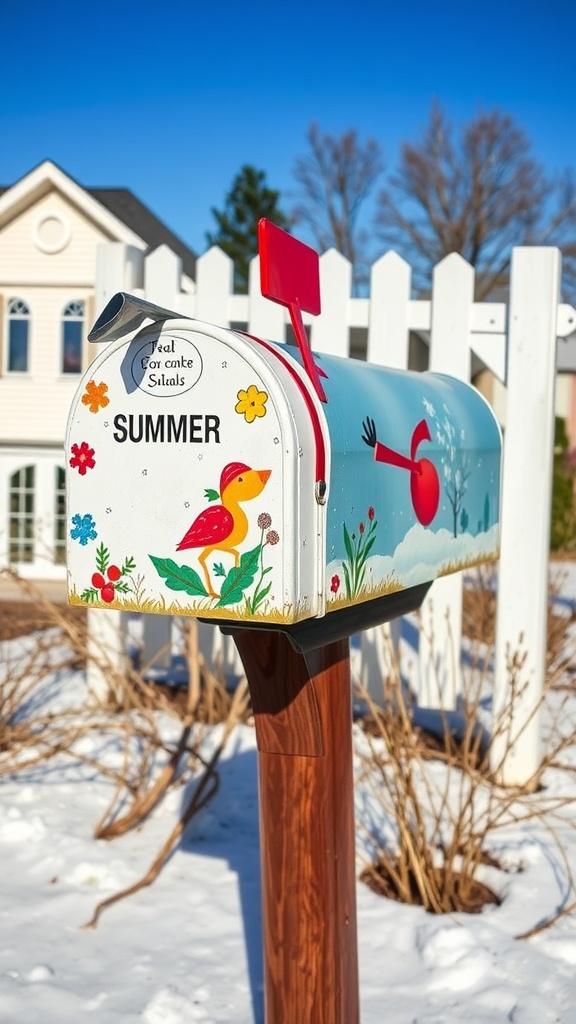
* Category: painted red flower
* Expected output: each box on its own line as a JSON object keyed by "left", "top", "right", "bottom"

{"left": 70, "top": 441, "right": 96, "bottom": 476}
{"left": 91, "top": 566, "right": 120, "bottom": 603}
{"left": 359, "top": 522, "right": 365, "bottom": 534}
{"left": 368, "top": 506, "right": 375, "bottom": 521}
{"left": 330, "top": 574, "right": 340, "bottom": 594}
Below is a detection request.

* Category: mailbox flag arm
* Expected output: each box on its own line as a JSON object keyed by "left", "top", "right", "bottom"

{"left": 258, "top": 218, "right": 328, "bottom": 403}
{"left": 88, "top": 292, "right": 184, "bottom": 345}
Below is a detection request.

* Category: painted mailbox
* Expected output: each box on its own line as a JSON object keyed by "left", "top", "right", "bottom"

{"left": 66, "top": 225, "right": 501, "bottom": 650}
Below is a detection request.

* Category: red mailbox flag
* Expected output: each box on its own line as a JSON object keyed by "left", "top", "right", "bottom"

{"left": 258, "top": 218, "right": 328, "bottom": 402}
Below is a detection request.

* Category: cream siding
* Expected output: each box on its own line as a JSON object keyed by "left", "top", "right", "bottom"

{"left": 0, "top": 191, "right": 117, "bottom": 286}
{"left": 0, "top": 286, "right": 94, "bottom": 443}
{"left": 0, "top": 188, "right": 145, "bottom": 445}
{"left": 0, "top": 164, "right": 191, "bottom": 578}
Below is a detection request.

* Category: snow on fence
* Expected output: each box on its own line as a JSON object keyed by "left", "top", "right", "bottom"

{"left": 89, "top": 240, "right": 576, "bottom": 786}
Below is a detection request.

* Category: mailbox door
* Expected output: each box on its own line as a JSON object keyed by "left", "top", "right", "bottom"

{"left": 66, "top": 319, "right": 329, "bottom": 625}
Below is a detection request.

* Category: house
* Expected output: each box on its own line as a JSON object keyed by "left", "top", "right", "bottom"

{"left": 0, "top": 160, "right": 197, "bottom": 580}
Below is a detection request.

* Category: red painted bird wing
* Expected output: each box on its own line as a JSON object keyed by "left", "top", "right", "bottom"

{"left": 176, "top": 504, "right": 234, "bottom": 550}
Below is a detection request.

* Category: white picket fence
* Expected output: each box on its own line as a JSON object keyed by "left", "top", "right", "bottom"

{"left": 89, "top": 240, "right": 576, "bottom": 785}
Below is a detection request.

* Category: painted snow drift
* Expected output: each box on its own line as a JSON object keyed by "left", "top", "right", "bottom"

{"left": 66, "top": 302, "right": 501, "bottom": 628}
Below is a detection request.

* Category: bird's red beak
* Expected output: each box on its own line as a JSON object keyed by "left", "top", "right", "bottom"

{"left": 258, "top": 470, "right": 271, "bottom": 485}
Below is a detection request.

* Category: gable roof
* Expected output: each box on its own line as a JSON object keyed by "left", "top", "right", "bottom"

{"left": 0, "top": 161, "right": 197, "bottom": 280}
{"left": 88, "top": 188, "right": 196, "bottom": 279}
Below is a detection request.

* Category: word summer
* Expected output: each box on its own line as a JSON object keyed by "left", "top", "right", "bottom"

{"left": 112, "top": 413, "right": 221, "bottom": 444}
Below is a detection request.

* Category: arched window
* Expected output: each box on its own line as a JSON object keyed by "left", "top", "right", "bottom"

{"left": 9, "top": 465, "right": 35, "bottom": 563}
{"left": 61, "top": 300, "right": 84, "bottom": 374}
{"left": 7, "top": 298, "right": 30, "bottom": 372}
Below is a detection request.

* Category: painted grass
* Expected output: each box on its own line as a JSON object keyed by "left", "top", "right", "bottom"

{"left": 67, "top": 588, "right": 315, "bottom": 625}
{"left": 326, "top": 573, "right": 404, "bottom": 611}
{"left": 69, "top": 549, "right": 499, "bottom": 622}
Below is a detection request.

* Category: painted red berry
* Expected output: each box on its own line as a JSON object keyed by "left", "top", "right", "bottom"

{"left": 107, "top": 564, "right": 121, "bottom": 582}
{"left": 91, "top": 572, "right": 105, "bottom": 589}
{"left": 100, "top": 583, "right": 115, "bottom": 603}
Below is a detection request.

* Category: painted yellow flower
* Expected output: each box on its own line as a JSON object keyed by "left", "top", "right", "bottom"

{"left": 235, "top": 384, "right": 268, "bottom": 423}
{"left": 82, "top": 380, "right": 110, "bottom": 414}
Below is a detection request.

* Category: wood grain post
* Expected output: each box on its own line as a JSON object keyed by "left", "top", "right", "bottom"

{"left": 232, "top": 629, "right": 359, "bottom": 1024}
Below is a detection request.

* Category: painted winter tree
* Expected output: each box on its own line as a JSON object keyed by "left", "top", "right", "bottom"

{"left": 423, "top": 398, "right": 471, "bottom": 538}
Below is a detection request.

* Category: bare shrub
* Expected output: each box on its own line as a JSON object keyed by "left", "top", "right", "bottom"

{"left": 355, "top": 569, "right": 576, "bottom": 930}
{"left": 0, "top": 569, "right": 251, "bottom": 925}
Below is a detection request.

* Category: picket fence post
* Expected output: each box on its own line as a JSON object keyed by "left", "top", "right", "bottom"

{"left": 359, "top": 252, "right": 412, "bottom": 699}
{"left": 86, "top": 606, "right": 127, "bottom": 703}
{"left": 419, "top": 254, "right": 474, "bottom": 709}
{"left": 491, "top": 247, "right": 561, "bottom": 786}
{"left": 314, "top": 249, "right": 353, "bottom": 357}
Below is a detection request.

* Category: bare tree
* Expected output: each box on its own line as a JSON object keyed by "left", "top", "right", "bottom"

{"left": 292, "top": 123, "right": 384, "bottom": 288}
{"left": 376, "top": 103, "right": 576, "bottom": 299}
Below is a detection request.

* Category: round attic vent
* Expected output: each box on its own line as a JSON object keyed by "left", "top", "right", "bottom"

{"left": 33, "top": 212, "right": 71, "bottom": 254}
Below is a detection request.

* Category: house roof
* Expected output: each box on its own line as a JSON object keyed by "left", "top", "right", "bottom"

{"left": 0, "top": 162, "right": 197, "bottom": 280}
{"left": 88, "top": 188, "right": 197, "bottom": 280}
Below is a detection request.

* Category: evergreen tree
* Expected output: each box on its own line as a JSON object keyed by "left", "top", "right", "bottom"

{"left": 206, "top": 166, "right": 290, "bottom": 292}
{"left": 551, "top": 417, "right": 576, "bottom": 551}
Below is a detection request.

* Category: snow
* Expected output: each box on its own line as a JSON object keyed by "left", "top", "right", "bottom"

{"left": 2, "top": 569, "right": 576, "bottom": 1022}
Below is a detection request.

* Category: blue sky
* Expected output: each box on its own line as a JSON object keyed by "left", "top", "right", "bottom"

{"left": 1, "top": 0, "right": 575, "bottom": 256}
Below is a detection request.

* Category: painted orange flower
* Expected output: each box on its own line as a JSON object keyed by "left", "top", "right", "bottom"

{"left": 235, "top": 384, "right": 268, "bottom": 423}
{"left": 82, "top": 380, "right": 110, "bottom": 413}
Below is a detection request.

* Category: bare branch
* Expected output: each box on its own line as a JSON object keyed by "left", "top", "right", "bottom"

{"left": 376, "top": 103, "right": 576, "bottom": 300}
{"left": 292, "top": 122, "right": 384, "bottom": 288}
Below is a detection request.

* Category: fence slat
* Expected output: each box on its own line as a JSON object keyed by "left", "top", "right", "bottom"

{"left": 418, "top": 254, "right": 474, "bottom": 709}
{"left": 368, "top": 251, "right": 411, "bottom": 370}
{"left": 247, "top": 255, "right": 286, "bottom": 340}
{"left": 360, "top": 253, "right": 412, "bottom": 698}
{"left": 144, "top": 246, "right": 182, "bottom": 309}
{"left": 195, "top": 246, "right": 234, "bottom": 325}
{"left": 313, "top": 249, "right": 352, "bottom": 357}
{"left": 491, "top": 247, "right": 561, "bottom": 786}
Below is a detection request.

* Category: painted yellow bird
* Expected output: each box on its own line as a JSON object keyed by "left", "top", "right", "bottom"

{"left": 176, "top": 461, "right": 271, "bottom": 596}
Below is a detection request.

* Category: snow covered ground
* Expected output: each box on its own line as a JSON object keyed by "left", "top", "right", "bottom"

{"left": 2, "top": 568, "right": 576, "bottom": 1023}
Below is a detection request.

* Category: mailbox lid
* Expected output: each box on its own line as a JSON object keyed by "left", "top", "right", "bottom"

{"left": 309, "top": 351, "right": 501, "bottom": 611}
{"left": 66, "top": 319, "right": 329, "bottom": 625}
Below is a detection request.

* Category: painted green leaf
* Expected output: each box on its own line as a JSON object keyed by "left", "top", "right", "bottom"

{"left": 251, "top": 580, "right": 272, "bottom": 611}
{"left": 96, "top": 542, "right": 110, "bottom": 574}
{"left": 80, "top": 588, "right": 99, "bottom": 603}
{"left": 217, "top": 544, "right": 261, "bottom": 607}
{"left": 204, "top": 488, "right": 220, "bottom": 502}
{"left": 149, "top": 555, "right": 209, "bottom": 597}
{"left": 213, "top": 562, "right": 227, "bottom": 577}
{"left": 342, "top": 562, "right": 352, "bottom": 599}
{"left": 343, "top": 524, "right": 354, "bottom": 564}
{"left": 357, "top": 535, "right": 377, "bottom": 567}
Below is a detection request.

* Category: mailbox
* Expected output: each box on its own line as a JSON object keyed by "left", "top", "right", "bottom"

{"left": 66, "top": 296, "right": 501, "bottom": 651}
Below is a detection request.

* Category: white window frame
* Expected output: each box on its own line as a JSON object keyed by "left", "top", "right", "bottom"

{"left": 61, "top": 299, "right": 85, "bottom": 375}
{"left": 8, "top": 464, "right": 35, "bottom": 564}
{"left": 6, "top": 297, "right": 31, "bottom": 374}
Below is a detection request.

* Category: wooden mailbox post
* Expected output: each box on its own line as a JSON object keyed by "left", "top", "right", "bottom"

{"left": 66, "top": 221, "right": 501, "bottom": 1023}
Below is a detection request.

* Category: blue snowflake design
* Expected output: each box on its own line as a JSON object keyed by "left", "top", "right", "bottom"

{"left": 70, "top": 513, "right": 98, "bottom": 546}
